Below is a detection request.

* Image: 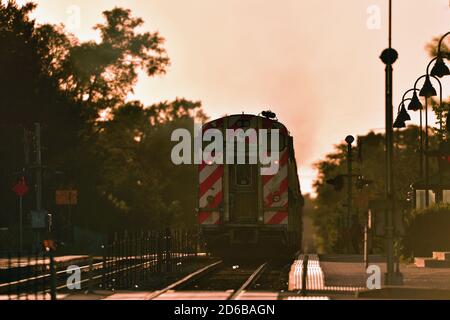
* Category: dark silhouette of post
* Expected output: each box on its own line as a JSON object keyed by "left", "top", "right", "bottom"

{"left": 35, "top": 123, "right": 43, "bottom": 250}
{"left": 301, "top": 255, "right": 309, "bottom": 296}
{"left": 380, "top": 0, "right": 400, "bottom": 285}
{"left": 412, "top": 72, "right": 443, "bottom": 207}
{"left": 345, "top": 135, "right": 354, "bottom": 253}
{"left": 425, "top": 98, "right": 429, "bottom": 207}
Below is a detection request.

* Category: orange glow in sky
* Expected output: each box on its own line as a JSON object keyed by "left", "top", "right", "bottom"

{"left": 29, "top": 0, "right": 450, "bottom": 195}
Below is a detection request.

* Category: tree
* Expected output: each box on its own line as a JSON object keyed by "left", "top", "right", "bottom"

{"left": 67, "top": 9, "right": 168, "bottom": 114}
{"left": 87, "top": 98, "right": 206, "bottom": 231}
{"left": 0, "top": 1, "right": 81, "bottom": 234}
{"left": 0, "top": 1, "right": 205, "bottom": 250}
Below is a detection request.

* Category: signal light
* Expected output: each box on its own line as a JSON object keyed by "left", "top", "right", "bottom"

{"left": 355, "top": 176, "right": 373, "bottom": 190}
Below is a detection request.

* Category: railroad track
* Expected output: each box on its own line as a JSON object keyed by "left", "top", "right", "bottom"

{"left": 228, "top": 262, "right": 268, "bottom": 300}
{"left": 2, "top": 256, "right": 295, "bottom": 300}
{"left": 0, "top": 256, "right": 161, "bottom": 299}
{"left": 147, "top": 260, "right": 275, "bottom": 300}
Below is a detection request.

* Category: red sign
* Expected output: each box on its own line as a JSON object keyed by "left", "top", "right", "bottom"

{"left": 43, "top": 239, "right": 56, "bottom": 251}
{"left": 12, "top": 177, "right": 29, "bottom": 197}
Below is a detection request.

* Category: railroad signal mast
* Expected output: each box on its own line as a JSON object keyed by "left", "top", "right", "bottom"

{"left": 325, "top": 135, "right": 375, "bottom": 254}
{"left": 19, "top": 123, "right": 47, "bottom": 251}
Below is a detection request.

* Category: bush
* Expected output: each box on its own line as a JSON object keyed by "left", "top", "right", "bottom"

{"left": 402, "top": 204, "right": 450, "bottom": 258}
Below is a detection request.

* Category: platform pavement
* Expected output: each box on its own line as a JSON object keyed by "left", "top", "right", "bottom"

{"left": 319, "top": 254, "right": 450, "bottom": 290}
{"left": 319, "top": 254, "right": 450, "bottom": 299}
{"left": 319, "top": 254, "right": 386, "bottom": 288}
{"left": 61, "top": 290, "right": 331, "bottom": 300}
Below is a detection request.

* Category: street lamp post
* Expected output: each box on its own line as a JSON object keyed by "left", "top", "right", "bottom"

{"left": 379, "top": 0, "right": 399, "bottom": 286}
{"left": 404, "top": 89, "right": 424, "bottom": 178}
{"left": 429, "top": 31, "right": 450, "bottom": 139}
{"left": 425, "top": 58, "right": 444, "bottom": 133}
{"left": 413, "top": 74, "right": 443, "bottom": 206}
{"left": 393, "top": 99, "right": 412, "bottom": 128}
{"left": 407, "top": 91, "right": 425, "bottom": 179}
{"left": 430, "top": 31, "right": 450, "bottom": 78}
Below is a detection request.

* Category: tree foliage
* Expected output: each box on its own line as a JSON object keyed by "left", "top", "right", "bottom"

{"left": 0, "top": 1, "right": 205, "bottom": 247}
{"left": 403, "top": 204, "right": 450, "bottom": 258}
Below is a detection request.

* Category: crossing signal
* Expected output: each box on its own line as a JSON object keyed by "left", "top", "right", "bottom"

{"left": 355, "top": 176, "right": 373, "bottom": 190}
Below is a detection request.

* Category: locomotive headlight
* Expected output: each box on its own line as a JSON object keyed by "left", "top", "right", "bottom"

{"left": 273, "top": 195, "right": 280, "bottom": 203}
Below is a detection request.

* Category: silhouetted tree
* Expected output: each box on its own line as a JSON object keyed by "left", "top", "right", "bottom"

{"left": 0, "top": 1, "right": 205, "bottom": 247}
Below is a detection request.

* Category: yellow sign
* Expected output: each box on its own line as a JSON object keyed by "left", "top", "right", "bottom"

{"left": 56, "top": 190, "right": 78, "bottom": 205}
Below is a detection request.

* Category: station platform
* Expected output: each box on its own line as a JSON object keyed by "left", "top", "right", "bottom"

{"left": 0, "top": 255, "right": 91, "bottom": 270}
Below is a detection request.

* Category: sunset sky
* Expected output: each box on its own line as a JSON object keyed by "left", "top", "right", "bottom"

{"left": 25, "top": 0, "right": 450, "bottom": 195}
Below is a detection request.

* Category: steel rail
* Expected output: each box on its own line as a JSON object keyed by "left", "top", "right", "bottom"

{"left": 1, "top": 253, "right": 198, "bottom": 290}
{"left": 145, "top": 260, "right": 223, "bottom": 300}
{"left": 1, "top": 254, "right": 174, "bottom": 295}
{"left": 228, "top": 262, "right": 269, "bottom": 300}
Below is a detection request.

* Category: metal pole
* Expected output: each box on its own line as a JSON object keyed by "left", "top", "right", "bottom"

{"left": 68, "top": 203, "right": 72, "bottom": 244}
{"left": 301, "top": 255, "right": 309, "bottom": 296}
{"left": 437, "top": 77, "right": 443, "bottom": 140}
{"left": 425, "top": 98, "right": 430, "bottom": 207}
{"left": 19, "top": 196, "right": 23, "bottom": 252}
{"left": 385, "top": 60, "right": 395, "bottom": 285}
{"left": 347, "top": 141, "right": 352, "bottom": 228}
{"left": 364, "top": 223, "right": 369, "bottom": 270}
{"left": 87, "top": 255, "right": 94, "bottom": 293}
{"left": 419, "top": 108, "right": 424, "bottom": 179}
{"left": 346, "top": 136, "right": 354, "bottom": 253}
{"left": 380, "top": 0, "right": 397, "bottom": 286}
{"left": 35, "top": 123, "right": 43, "bottom": 250}
{"left": 35, "top": 123, "right": 42, "bottom": 211}
{"left": 49, "top": 250, "right": 57, "bottom": 300}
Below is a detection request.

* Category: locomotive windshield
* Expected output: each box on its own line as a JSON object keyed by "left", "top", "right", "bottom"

{"left": 235, "top": 165, "right": 252, "bottom": 186}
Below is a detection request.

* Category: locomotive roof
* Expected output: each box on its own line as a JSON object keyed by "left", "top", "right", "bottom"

{"left": 203, "top": 114, "right": 290, "bottom": 135}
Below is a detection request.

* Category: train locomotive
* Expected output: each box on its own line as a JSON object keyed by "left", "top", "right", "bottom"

{"left": 197, "top": 112, "right": 304, "bottom": 258}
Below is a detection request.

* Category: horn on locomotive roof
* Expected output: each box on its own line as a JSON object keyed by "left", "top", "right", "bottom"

{"left": 261, "top": 110, "right": 277, "bottom": 119}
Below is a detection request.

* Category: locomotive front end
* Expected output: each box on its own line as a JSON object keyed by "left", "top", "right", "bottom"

{"left": 197, "top": 114, "right": 303, "bottom": 259}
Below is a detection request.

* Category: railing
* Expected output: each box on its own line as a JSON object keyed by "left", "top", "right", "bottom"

{"left": 0, "top": 229, "right": 201, "bottom": 300}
